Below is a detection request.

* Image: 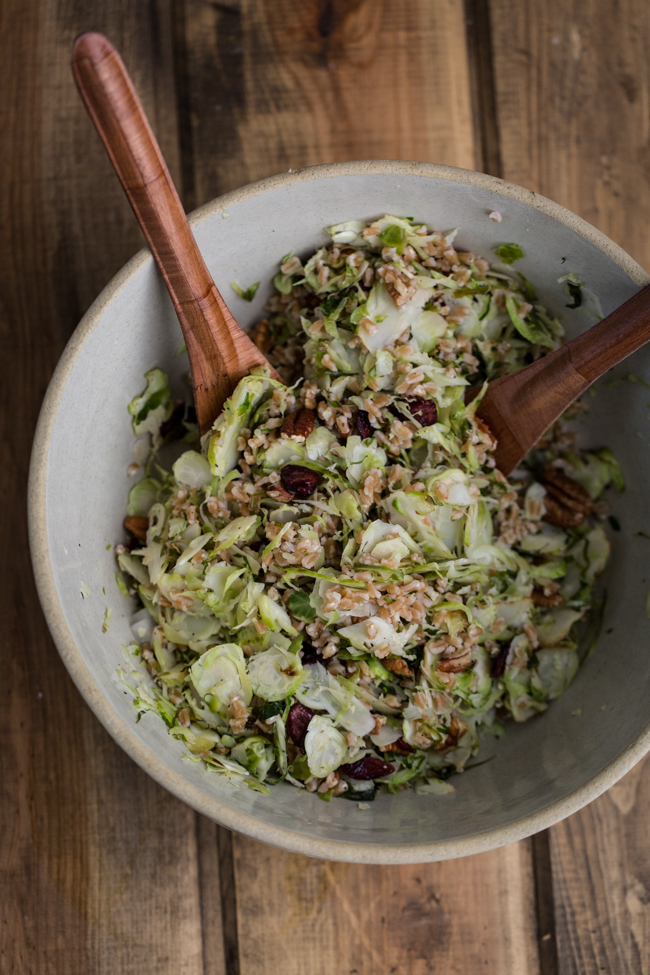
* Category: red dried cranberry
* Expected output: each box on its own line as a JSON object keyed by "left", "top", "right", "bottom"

{"left": 280, "top": 464, "right": 320, "bottom": 499}
{"left": 407, "top": 397, "right": 437, "bottom": 426}
{"left": 355, "top": 410, "right": 373, "bottom": 438}
{"left": 286, "top": 702, "right": 314, "bottom": 749}
{"left": 339, "top": 756, "right": 395, "bottom": 780}
{"left": 301, "top": 643, "right": 322, "bottom": 665}
{"left": 159, "top": 402, "right": 184, "bottom": 438}
{"left": 491, "top": 642, "right": 511, "bottom": 679}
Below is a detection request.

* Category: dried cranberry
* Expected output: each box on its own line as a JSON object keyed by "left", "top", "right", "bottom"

{"left": 355, "top": 410, "right": 373, "bottom": 439}
{"left": 286, "top": 702, "right": 314, "bottom": 749}
{"left": 159, "top": 401, "right": 184, "bottom": 438}
{"left": 491, "top": 642, "right": 511, "bottom": 679}
{"left": 339, "top": 756, "right": 395, "bottom": 780}
{"left": 301, "top": 642, "right": 322, "bottom": 665}
{"left": 407, "top": 397, "right": 437, "bottom": 426}
{"left": 280, "top": 464, "right": 320, "bottom": 499}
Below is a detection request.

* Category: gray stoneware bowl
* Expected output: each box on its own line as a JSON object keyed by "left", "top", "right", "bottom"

{"left": 29, "top": 161, "right": 650, "bottom": 863}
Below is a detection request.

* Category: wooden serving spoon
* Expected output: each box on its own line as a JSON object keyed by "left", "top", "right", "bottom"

{"left": 478, "top": 283, "right": 650, "bottom": 474}
{"left": 71, "top": 32, "right": 280, "bottom": 435}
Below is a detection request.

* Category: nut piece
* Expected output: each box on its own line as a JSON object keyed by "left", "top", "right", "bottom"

{"left": 384, "top": 657, "right": 413, "bottom": 678}
{"left": 280, "top": 464, "right": 320, "bottom": 499}
{"left": 437, "top": 715, "right": 469, "bottom": 752}
{"left": 541, "top": 467, "right": 592, "bottom": 528}
{"left": 281, "top": 408, "right": 316, "bottom": 441}
{"left": 532, "top": 586, "right": 563, "bottom": 608}
{"left": 438, "top": 651, "right": 472, "bottom": 673}
{"left": 124, "top": 516, "right": 149, "bottom": 542}
{"left": 380, "top": 737, "right": 415, "bottom": 755}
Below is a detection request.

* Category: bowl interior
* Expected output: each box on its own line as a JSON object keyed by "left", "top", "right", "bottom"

{"left": 31, "top": 163, "right": 650, "bottom": 862}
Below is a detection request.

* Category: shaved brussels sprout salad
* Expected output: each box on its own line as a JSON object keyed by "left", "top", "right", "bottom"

{"left": 116, "top": 214, "right": 622, "bottom": 802}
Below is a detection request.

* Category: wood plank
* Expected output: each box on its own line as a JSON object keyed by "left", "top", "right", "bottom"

{"left": 549, "top": 763, "right": 650, "bottom": 975}
{"left": 174, "top": 3, "right": 541, "bottom": 972}
{"left": 490, "top": 3, "right": 650, "bottom": 972}
{"left": 177, "top": 0, "right": 477, "bottom": 206}
{"left": 233, "top": 835, "right": 540, "bottom": 975}
{"left": 0, "top": 2, "right": 211, "bottom": 973}
{"left": 490, "top": 0, "right": 650, "bottom": 271}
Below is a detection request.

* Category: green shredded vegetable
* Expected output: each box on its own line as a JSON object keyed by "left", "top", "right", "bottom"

{"left": 114, "top": 214, "right": 616, "bottom": 801}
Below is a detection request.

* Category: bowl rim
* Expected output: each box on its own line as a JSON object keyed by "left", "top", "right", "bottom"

{"left": 28, "top": 159, "right": 650, "bottom": 864}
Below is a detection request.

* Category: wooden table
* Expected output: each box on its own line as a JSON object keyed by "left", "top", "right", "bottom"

{"left": 3, "top": 2, "right": 649, "bottom": 972}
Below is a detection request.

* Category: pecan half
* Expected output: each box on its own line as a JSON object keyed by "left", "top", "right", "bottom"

{"left": 124, "top": 516, "right": 149, "bottom": 542}
{"left": 437, "top": 715, "right": 469, "bottom": 752}
{"left": 280, "top": 464, "right": 320, "bottom": 499}
{"left": 532, "top": 586, "right": 563, "bottom": 608}
{"left": 541, "top": 467, "right": 592, "bottom": 528}
{"left": 384, "top": 657, "right": 413, "bottom": 678}
{"left": 438, "top": 651, "right": 472, "bottom": 673}
{"left": 380, "top": 737, "right": 414, "bottom": 755}
{"left": 281, "top": 407, "right": 316, "bottom": 441}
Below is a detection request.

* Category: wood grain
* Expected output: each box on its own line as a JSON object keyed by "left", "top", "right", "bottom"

{"left": 233, "top": 835, "right": 540, "bottom": 975}
{"left": 177, "top": 0, "right": 477, "bottom": 204}
{"left": 490, "top": 0, "right": 650, "bottom": 273}
{"left": 0, "top": 2, "right": 212, "bottom": 973}
{"left": 490, "top": 2, "right": 650, "bottom": 972}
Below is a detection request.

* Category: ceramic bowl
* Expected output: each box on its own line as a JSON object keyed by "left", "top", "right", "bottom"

{"left": 29, "top": 161, "right": 650, "bottom": 863}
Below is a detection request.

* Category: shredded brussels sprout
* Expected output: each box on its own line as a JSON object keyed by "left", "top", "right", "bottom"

{"left": 115, "top": 215, "right": 619, "bottom": 800}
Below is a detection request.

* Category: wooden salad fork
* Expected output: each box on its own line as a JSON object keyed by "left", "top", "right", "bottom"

{"left": 478, "top": 283, "right": 650, "bottom": 474}
{"left": 72, "top": 32, "right": 279, "bottom": 435}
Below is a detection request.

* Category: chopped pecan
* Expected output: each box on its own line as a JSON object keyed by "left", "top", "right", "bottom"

{"left": 436, "top": 715, "right": 469, "bottom": 752}
{"left": 380, "top": 737, "right": 414, "bottom": 755}
{"left": 532, "top": 586, "right": 563, "bottom": 608}
{"left": 267, "top": 486, "right": 294, "bottom": 503}
{"left": 437, "top": 651, "right": 472, "bottom": 673}
{"left": 124, "top": 516, "right": 148, "bottom": 542}
{"left": 541, "top": 467, "right": 592, "bottom": 528}
{"left": 281, "top": 408, "right": 316, "bottom": 441}
{"left": 384, "top": 657, "right": 413, "bottom": 678}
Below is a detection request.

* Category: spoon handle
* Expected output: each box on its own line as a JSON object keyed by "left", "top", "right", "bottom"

{"left": 567, "top": 283, "right": 650, "bottom": 382}
{"left": 71, "top": 32, "right": 276, "bottom": 433}
{"left": 479, "top": 282, "right": 650, "bottom": 474}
